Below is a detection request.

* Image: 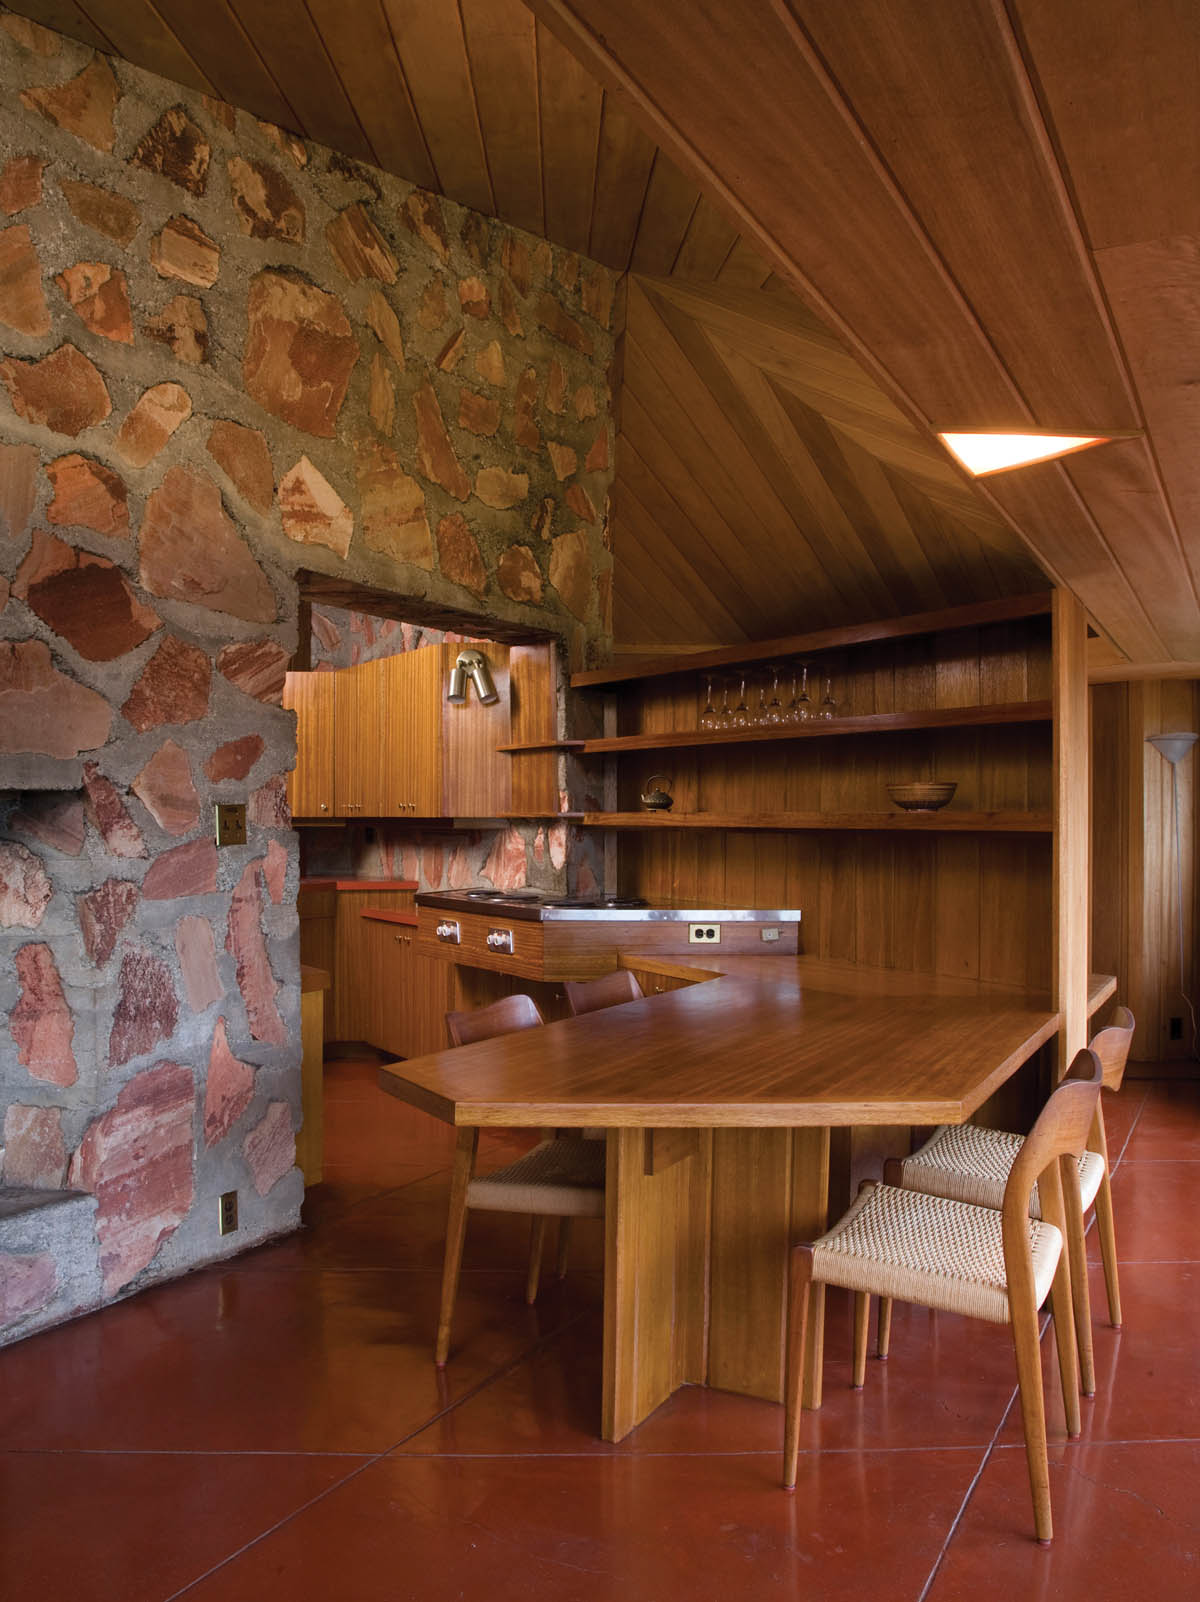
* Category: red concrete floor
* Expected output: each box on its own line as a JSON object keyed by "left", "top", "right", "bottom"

{"left": 2, "top": 1058, "right": 1198, "bottom": 1601}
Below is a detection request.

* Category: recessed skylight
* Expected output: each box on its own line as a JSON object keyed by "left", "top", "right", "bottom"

{"left": 939, "top": 432, "right": 1110, "bottom": 476}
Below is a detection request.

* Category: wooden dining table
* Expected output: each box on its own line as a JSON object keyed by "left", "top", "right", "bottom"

{"left": 379, "top": 954, "right": 1116, "bottom": 1441}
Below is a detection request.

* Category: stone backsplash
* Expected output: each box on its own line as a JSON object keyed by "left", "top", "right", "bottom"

{"left": 0, "top": 9, "right": 615, "bottom": 1343}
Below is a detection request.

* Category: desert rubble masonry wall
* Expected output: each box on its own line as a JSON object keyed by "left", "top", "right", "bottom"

{"left": 0, "top": 10, "right": 616, "bottom": 1342}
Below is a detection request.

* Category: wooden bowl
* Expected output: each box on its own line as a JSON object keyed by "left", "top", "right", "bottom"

{"left": 886, "top": 781, "right": 957, "bottom": 812}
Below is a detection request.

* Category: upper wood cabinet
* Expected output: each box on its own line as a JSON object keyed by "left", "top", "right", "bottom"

{"left": 287, "top": 642, "right": 514, "bottom": 821}
{"left": 283, "top": 671, "right": 335, "bottom": 818}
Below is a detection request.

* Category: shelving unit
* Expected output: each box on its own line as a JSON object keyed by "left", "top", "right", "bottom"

{"left": 579, "top": 810, "right": 1052, "bottom": 833}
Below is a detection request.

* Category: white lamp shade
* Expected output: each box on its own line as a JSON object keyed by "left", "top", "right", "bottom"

{"left": 1147, "top": 732, "right": 1199, "bottom": 765}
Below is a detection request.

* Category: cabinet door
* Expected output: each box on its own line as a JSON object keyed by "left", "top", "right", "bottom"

{"left": 283, "top": 671, "right": 335, "bottom": 819}
{"left": 333, "top": 665, "right": 385, "bottom": 817}
{"left": 382, "top": 649, "right": 442, "bottom": 817}
{"left": 439, "top": 642, "right": 513, "bottom": 815}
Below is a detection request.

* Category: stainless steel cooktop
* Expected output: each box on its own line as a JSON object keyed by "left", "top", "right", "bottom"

{"left": 415, "top": 889, "right": 802, "bottom": 923}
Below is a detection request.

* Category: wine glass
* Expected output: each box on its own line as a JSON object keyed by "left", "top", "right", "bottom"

{"left": 790, "top": 663, "right": 811, "bottom": 723}
{"left": 718, "top": 677, "right": 733, "bottom": 727}
{"left": 819, "top": 677, "right": 837, "bottom": 720}
{"left": 732, "top": 676, "right": 751, "bottom": 728}
{"left": 765, "top": 666, "right": 785, "bottom": 725}
{"left": 753, "top": 674, "right": 771, "bottom": 725}
{"left": 700, "top": 675, "right": 718, "bottom": 731}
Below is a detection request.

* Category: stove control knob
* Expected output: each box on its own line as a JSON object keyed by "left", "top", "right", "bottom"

{"left": 486, "top": 928, "right": 514, "bottom": 955}
{"left": 435, "top": 920, "right": 461, "bottom": 944}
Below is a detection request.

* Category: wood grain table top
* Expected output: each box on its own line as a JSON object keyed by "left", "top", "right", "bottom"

{"left": 378, "top": 956, "right": 1112, "bottom": 1131}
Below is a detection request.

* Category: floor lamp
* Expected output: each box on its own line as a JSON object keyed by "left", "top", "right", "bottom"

{"left": 1146, "top": 731, "right": 1199, "bottom": 1056}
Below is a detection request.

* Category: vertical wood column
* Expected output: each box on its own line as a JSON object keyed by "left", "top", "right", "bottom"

{"left": 1053, "top": 589, "right": 1090, "bottom": 1072}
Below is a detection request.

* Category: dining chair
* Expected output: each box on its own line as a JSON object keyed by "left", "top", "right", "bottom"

{"left": 436, "top": 993, "right": 605, "bottom": 1366}
{"left": 875, "top": 1007, "right": 1135, "bottom": 1396}
{"left": 563, "top": 969, "right": 644, "bottom": 1015}
{"left": 783, "top": 1047, "right": 1103, "bottom": 1545}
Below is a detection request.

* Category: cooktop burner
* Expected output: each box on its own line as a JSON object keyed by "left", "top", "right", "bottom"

{"left": 463, "top": 888, "right": 542, "bottom": 901}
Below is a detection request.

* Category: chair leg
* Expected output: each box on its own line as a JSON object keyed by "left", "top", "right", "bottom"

{"left": 1049, "top": 1237, "right": 1082, "bottom": 1439}
{"left": 876, "top": 1295, "right": 893, "bottom": 1360}
{"left": 1061, "top": 1169, "right": 1096, "bottom": 1398}
{"left": 783, "top": 1246, "right": 814, "bottom": 1488}
{"left": 525, "top": 1216, "right": 548, "bottom": 1305}
{"left": 555, "top": 1216, "right": 573, "bottom": 1280}
{"left": 852, "top": 1292, "right": 869, "bottom": 1389}
{"left": 435, "top": 1127, "right": 479, "bottom": 1367}
{"left": 1092, "top": 1169, "right": 1123, "bottom": 1328}
{"left": 1009, "top": 1294, "right": 1053, "bottom": 1545}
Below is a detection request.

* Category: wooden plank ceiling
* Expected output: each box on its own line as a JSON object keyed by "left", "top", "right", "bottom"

{"left": 11, "top": 0, "right": 1198, "bottom": 670}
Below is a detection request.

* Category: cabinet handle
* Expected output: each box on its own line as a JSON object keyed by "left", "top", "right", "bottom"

{"left": 319, "top": 802, "right": 328, "bottom": 812}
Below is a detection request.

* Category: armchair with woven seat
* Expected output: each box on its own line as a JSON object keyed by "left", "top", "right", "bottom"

{"left": 435, "top": 993, "right": 606, "bottom": 1367}
{"left": 875, "top": 1007, "right": 1135, "bottom": 1396}
{"left": 783, "top": 1047, "right": 1104, "bottom": 1545}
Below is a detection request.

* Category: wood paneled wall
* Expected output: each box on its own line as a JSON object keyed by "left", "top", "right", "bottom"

{"left": 1091, "top": 679, "right": 1199, "bottom": 1063}
{"left": 614, "top": 620, "right": 1053, "bottom": 989}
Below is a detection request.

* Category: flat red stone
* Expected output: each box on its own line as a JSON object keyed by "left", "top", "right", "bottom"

{"left": 206, "top": 420, "right": 273, "bottom": 514}
{"left": 226, "top": 859, "right": 287, "bottom": 1045}
{"left": 262, "top": 839, "right": 288, "bottom": 905}
{"left": 0, "top": 440, "right": 38, "bottom": 538}
{"left": 131, "top": 740, "right": 199, "bottom": 836}
{"left": 326, "top": 203, "right": 397, "bottom": 283}
{"left": 11, "top": 942, "right": 77, "bottom": 1085}
{"left": 69, "top": 1060, "right": 194, "bottom": 1293}
{"left": 55, "top": 260, "right": 133, "bottom": 343}
{"left": 243, "top": 270, "right": 359, "bottom": 438}
{"left": 0, "top": 840, "right": 52, "bottom": 929}
{"left": 204, "top": 1017, "right": 255, "bottom": 1146}
{"left": 0, "top": 222, "right": 49, "bottom": 336}
{"left": 143, "top": 294, "right": 208, "bottom": 364}
{"left": 59, "top": 178, "right": 139, "bottom": 246}
{"left": 0, "top": 1254, "right": 57, "bottom": 1324}
{"left": 0, "top": 343, "right": 111, "bottom": 437}
{"left": 242, "top": 1101, "right": 295, "bottom": 1196}
{"left": 108, "top": 947, "right": 180, "bottom": 1069}
{"left": 116, "top": 382, "right": 192, "bottom": 468}
{"left": 0, "top": 639, "right": 111, "bottom": 756}
{"left": 549, "top": 528, "right": 593, "bottom": 620}
{"left": 249, "top": 775, "right": 290, "bottom": 829}
{"left": 82, "top": 761, "right": 147, "bottom": 859}
{"left": 227, "top": 156, "right": 305, "bottom": 242}
{"left": 131, "top": 106, "right": 211, "bottom": 196}
{"left": 142, "top": 837, "right": 218, "bottom": 900}
{"left": 538, "top": 293, "right": 594, "bottom": 356}
{"left": 140, "top": 466, "right": 276, "bottom": 624}
{"left": 2, "top": 1104, "right": 67, "bottom": 1188}
{"left": 0, "top": 154, "right": 43, "bottom": 215}
{"left": 497, "top": 543, "right": 544, "bottom": 605}
{"left": 217, "top": 639, "right": 290, "bottom": 704}
{"left": 122, "top": 634, "right": 212, "bottom": 732}
{"left": 15, "top": 532, "right": 161, "bottom": 662}
{"left": 175, "top": 914, "right": 223, "bottom": 1013}
{"left": 355, "top": 438, "right": 431, "bottom": 566}
{"left": 436, "top": 513, "right": 486, "bottom": 596}
{"left": 279, "top": 458, "right": 352, "bottom": 556}
{"left": 150, "top": 215, "right": 219, "bottom": 287}
{"left": 413, "top": 378, "right": 470, "bottom": 500}
{"left": 400, "top": 189, "right": 448, "bottom": 259}
{"left": 476, "top": 467, "right": 529, "bottom": 509}
{"left": 20, "top": 55, "right": 120, "bottom": 153}
{"left": 8, "top": 794, "right": 86, "bottom": 857}
{"left": 46, "top": 453, "right": 130, "bottom": 536}
{"left": 483, "top": 825, "right": 528, "bottom": 892}
{"left": 77, "top": 876, "right": 139, "bottom": 966}
{"left": 206, "top": 733, "right": 265, "bottom": 782}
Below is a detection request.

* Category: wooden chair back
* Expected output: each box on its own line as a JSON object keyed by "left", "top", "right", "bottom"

{"left": 563, "top": 970, "right": 645, "bottom": 1017}
{"left": 446, "top": 992, "right": 545, "bottom": 1046}
{"left": 1089, "top": 1006, "right": 1135, "bottom": 1093}
{"left": 1002, "top": 1047, "right": 1102, "bottom": 1270}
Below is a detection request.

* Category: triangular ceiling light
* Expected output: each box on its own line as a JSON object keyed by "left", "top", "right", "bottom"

{"left": 939, "top": 431, "right": 1111, "bottom": 476}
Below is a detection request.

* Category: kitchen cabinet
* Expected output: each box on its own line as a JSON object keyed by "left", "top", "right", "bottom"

{"left": 286, "top": 642, "right": 515, "bottom": 821}
{"left": 362, "top": 915, "right": 453, "bottom": 1059}
{"left": 284, "top": 672, "right": 335, "bottom": 819}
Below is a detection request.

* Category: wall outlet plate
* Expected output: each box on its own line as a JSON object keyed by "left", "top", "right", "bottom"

{"left": 688, "top": 923, "right": 721, "bottom": 944}
{"left": 214, "top": 803, "right": 247, "bottom": 847}
{"left": 218, "top": 1190, "right": 239, "bottom": 1235}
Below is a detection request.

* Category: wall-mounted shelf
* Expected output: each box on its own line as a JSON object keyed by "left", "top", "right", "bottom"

{"left": 570, "top": 592, "right": 1053, "bottom": 688}
{"left": 579, "top": 700, "right": 1051, "bottom": 755}
{"left": 579, "top": 811, "right": 1053, "bottom": 834}
{"left": 496, "top": 739, "right": 587, "bottom": 753}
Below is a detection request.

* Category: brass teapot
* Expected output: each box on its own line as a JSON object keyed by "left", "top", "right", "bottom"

{"left": 639, "top": 773, "right": 674, "bottom": 812}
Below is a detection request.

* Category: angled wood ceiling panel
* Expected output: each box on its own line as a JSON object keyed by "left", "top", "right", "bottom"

{"left": 612, "top": 276, "right": 1044, "bottom": 650}
{"left": 527, "top": 0, "right": 1200, "bottom": 668}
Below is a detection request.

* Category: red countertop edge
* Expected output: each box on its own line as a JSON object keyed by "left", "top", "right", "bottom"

{"left": 299, "top": 878, "right": 420, "bottom": 892}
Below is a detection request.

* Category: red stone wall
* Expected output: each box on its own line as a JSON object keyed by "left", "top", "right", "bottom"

{"left": 0, "top": 13, "right": 616, "bottom": 1342}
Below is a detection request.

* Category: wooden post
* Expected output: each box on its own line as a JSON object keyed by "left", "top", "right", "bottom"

{"left": 1053, "top": 589, "right": 1089, "bottom": 1074}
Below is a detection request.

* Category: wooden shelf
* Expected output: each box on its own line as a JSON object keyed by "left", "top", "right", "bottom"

{"left": 579, "top": 700, "right": 1051, "bottom": 754}
{"left": 580, "top": 810, "right": 1053, "bottom": 834}
{"left": 570, "top": 592, "right": 1053, "bottom": 688}
{"left": 496, "top": 739, "right": 587, "bottom": 753}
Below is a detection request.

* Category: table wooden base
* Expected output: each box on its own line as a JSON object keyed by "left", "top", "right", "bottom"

{"left": 601, "top": 1123, "right": 832, "bottom": 1441}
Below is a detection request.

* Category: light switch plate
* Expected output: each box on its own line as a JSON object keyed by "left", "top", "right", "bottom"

{"left": 214, "top": 802, "right": 247, "bottom": 847}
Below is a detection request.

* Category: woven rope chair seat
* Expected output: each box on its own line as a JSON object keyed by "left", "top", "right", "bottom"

{"left": 466, "top": 1137, "right": 606, "bottom": 1218}
{"left": 810, "top": 1181, "right": 1062, "bottom": 1325}
{"left": 897, "top": 1123, "right": 1105, "bottom": 1215}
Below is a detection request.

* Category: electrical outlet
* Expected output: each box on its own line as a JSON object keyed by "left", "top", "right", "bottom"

{"left": 760, "top": 925, "right": 781, "bottom": 942}
{"left": 218, "top": 1190, "right": 239, "bottom": 1235}
{"left": 1170, "top": 1016, "right": 1183, "bottom": 1041}
{"left": 688, "top": 923, "right": 721, "bottom": 944}
{"left": 214, "top": 803, "right": 247, "bottom": 847}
